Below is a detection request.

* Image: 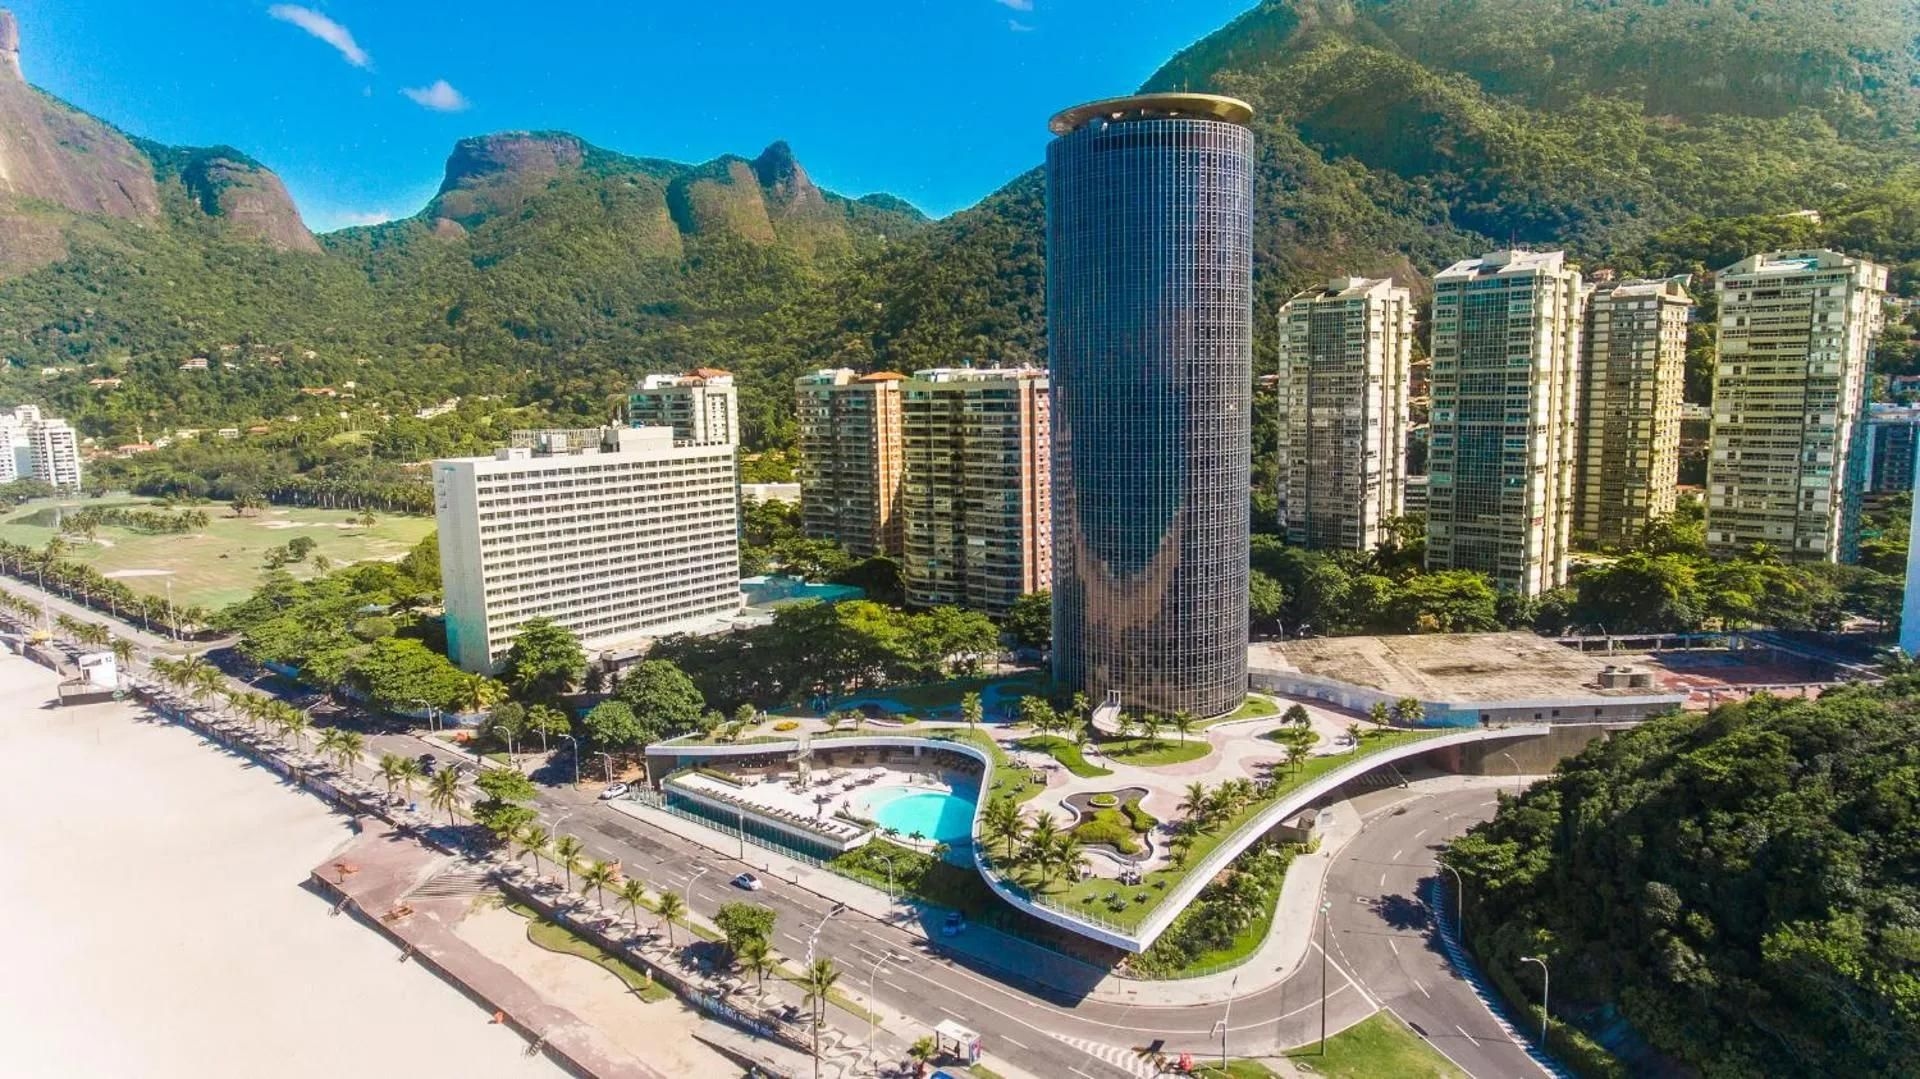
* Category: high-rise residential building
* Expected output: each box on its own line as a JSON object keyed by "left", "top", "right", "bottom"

{"left": 434, "top": 426, "right": 741, "bottom": 673}
{"left": 1046, "top": 92, "right": 1254, "bottom": 718}
{"left": 1425, "top": 249, "right": 1583, "bottom": 596}
{"left": 900, "top": 367, "right": 1052, "bottom": 613}
{"left": 1274, "top": 277, "right": 1413, "bottom": 550}
{"left": 1575, "top": 275, "right": 1692, "bottom": 546}
{"left": 628, "top": 368, "right": 739, "bottom": 447}
{"left": 1707, "top": 249, "right": 1888, "bottom": 561}
{"left": 794, "top": 368, "right": 906, "bottom": 558}
{"left": 1858, "top": 404, "right": 1920, "bottom": 495}
{"left": 0, "top": 404, "right": 81, "bottom": 490}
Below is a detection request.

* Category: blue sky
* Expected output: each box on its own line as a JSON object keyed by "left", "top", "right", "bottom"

{"left": 10, "top": 0, "right": 1252, "bottom": 232}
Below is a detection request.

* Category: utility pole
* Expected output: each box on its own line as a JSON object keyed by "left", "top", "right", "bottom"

{"left": 1221, "top": 972, "right": 1240, "bottom": 1069}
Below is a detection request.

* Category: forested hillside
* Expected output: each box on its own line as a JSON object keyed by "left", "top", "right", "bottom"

{"left": 1447, "top": 684, "right": 1920, "bottom": 1075}
{"left": 6, "top": 0, "right": 1920, "bottom": 455}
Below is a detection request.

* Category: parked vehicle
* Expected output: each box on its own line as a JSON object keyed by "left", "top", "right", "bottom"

{"left": 599, "top": 782, "right": 630, "bottom": 801}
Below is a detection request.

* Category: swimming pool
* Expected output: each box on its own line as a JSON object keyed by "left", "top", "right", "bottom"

{"left": 860, "top": 785, "right": 979, "bottom": 845}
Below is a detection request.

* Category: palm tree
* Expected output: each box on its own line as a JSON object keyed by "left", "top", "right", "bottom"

{"left": 1179, "top": 781, "right": 1212, "bottom": 827}
{"left": 802, "top": 958, "right": 842, "bottom": 1074}
{"left": 961, "top": 691, "right": 983, "bottom": 731}
{"left": 735, "top": 935, "right": 775, "bottom": 998}
{"left": 1368, "top": 701, "right": 1391, "bottom": 726}
{"left": 1282, "top": 741, "right": 1305, "bottom": 775}
{"left": 908, "top": 1035, "right": 937, "bottom": 1076}
{"left": 617, "top": 879, "right": 651, "bottom": 934}
{"left": 516, "top": 825, "right": 552, "bottom": 877}
{"left": 325, "top": 729, "right": 365, "bottom": 776}
{"left": 1393, "top": 697, "right": 1424, "bottom": 726}
{"left": 428, "top": 767, "right": 463, "bottom": 825}
{"left": 654, "top": 891, "right": 686, "bottom": 948}
{"left": 981, "top": 796, "right": 1025, "bottom": 861}
{"left": 1140, "top": 712, "right": 1163, "bottom": 745}
{"left": 452, "top": 673, "right": 506, "bottom": 718}
{"left": 1046, "top": 834, "right": 1088, "bottom": 887}
{"left": 376, "top": 754, "right": 407, "bottom": 801}
{"left": 552, "top": 835, "right": 585, "bottom": 892}
{"left": 1172, "top": 709, "right": 1195, "bottom": 743}
{"left": 278, "top": 704, "right": 312, "bottom": 752}
{"left": 109, "top": 637, "right": 135, "bottom": 668}
{"left": 581, "top": 859, "right": 618, "bottom": 909}
{"left": 1346, "top": 722, "right": 1365, "bottom": 753}
{"left": 1069, "top": 691, "right": 1090, "bottom": 727}
{"left": 1024, "top": 812, "right": 1061, "bottom": 873}
{"left": 1286, "top": 703, "right": 1312, "bottom": 729}
{"left": 394, "top": 755, "right": 424, "bottom": 803}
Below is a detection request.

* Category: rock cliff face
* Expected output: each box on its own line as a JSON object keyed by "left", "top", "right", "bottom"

{"left": 431, "top": 131, "right": 589, "bottom": 227}
{"left": 0, "top": 8, "right": 316, "bottom": 272}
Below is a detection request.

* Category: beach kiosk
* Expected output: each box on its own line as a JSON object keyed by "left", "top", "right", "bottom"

{"left": 932, "top": 1019, "right": 982, "bottom": 1065}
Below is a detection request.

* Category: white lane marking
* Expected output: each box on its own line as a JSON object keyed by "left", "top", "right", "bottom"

{"left": 1392, "top": 848, "right": 1404, "bottom": 860}
{"left": 1379, "top": 872, "right": 1388, "bottom": 888}
{"left": 1273, "top": 981, "right": 1354, "bottom": 1021}
{"left": 938, "top": 1005, "right": 965, "bottom": 1020}
{"left": 882, "top": 978, "right": 907, "bottom": 992}
{"left": 1412, "top": 979, "right": 1431, "bottom": 998}
{"left": 1413, "top": 828, "right": 1429, "bottom": 840}
{"left": 1389, "top": 938, "right": 1400, "bottom": 956}
{"left": 1004, "top": 1036, "right": 1030, "bottom": 1051}
{"left": 1070, "top": 1069, "right": 1097, "bottom": 1079}
{"left": 1457, "top": 1023, "right": 1482, "bottom": 1045}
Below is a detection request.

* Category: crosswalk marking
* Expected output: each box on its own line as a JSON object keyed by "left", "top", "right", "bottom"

{"left": 1046, "top": 1032, "right": 1158, "bottom": 1079}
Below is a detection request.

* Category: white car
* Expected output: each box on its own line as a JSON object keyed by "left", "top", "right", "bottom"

{"left": 599, "top": 782, "right": 630, "bottom": 801}
{"left": 731, "top": 872, "right": 763, "bottom": 891}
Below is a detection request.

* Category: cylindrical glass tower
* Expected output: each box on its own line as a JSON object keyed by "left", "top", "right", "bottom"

{"left": 1046, "top": 93, "right": 1254, "bottom": 719}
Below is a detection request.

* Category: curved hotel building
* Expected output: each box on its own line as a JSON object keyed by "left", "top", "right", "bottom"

{"left": 1045, "top": 93, "right": 1255, "bottom": 718}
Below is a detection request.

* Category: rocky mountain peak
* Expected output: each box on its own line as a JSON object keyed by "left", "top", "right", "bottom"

{"left": 438, "top": 131, "right": 586, "bottom": 195}
{"left": 1, "top": 9, "right": 21, "bottom": 82}
{"left": 751, "top": 140, "right": 824, "bottom": 210}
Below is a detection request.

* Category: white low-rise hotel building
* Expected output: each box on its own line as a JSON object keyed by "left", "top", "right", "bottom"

{"left": 434, "top": 426, "right": 741, "bottom": 673}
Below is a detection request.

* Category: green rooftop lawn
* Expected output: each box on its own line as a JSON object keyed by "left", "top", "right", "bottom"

{"left": 1099, "top": 735, "right": 1213, "bottom": 767}
{"left": 1204, "top": 694, "right": 1281, "bottom": 726}
{"left": 0, "top": 495, "right": 432, "bottom": 611}
{"left": 1016, "top": 735, "right": 1113, "bottom": 777}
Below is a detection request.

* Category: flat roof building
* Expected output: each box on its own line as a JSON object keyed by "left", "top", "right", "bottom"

{"left": 434, "top": 426, "right": 741, "bottom": 673}
{"left": 1576, "top": 276, "right": 1692, "bottom": 546}
{"left": 628, "top": 368, "right": 738, "bottom": 447}
{"left": 1426, "top": 250, "right": 1583, "bottom": 595}
{"left": 1707, "top": 249, "right": 1888, "bottom": 560}
{"left": 901, "top": 367, "right": 1051, "bottom": 614}
{"left": 795, "top": 369, "right": 906, "bottom": 559}
{"left": 1275, "top": 277, "right": 1413, "bottom": 550}
{"left": 0, "top": 405, "right": 81, "bottom": 491}
{"left": 1047, "top": 92, "right": 1255, "bottom": 718}
{"left": 1856, "top": 403, "right": 1920, "bottom": 496}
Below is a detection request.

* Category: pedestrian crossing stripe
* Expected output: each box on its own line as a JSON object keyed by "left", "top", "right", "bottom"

{"left": 1045, "top": 1031, "right": 1158, "bottom": 1078}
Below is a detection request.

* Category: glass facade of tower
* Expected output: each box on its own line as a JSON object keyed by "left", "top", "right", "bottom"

{"left": 1046, "top": 101, "right": 1253, "bottom": 718}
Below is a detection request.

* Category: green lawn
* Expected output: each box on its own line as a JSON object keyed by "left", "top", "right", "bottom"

{"left": 1192, "top": 1062, "right": 1279, "bottom": 1079}
{"left": 1204, "top": 694, "right": 1281, "bottom": 726}
{"left": 507, "top": 902, "right": 672, "bottom": 1002}
{"left": 0, "top": 495, "right": 433, "bottom": 610}
{"left": 936, "top": 728, "right": 1047, "bottom": 804}
{"left": 1288, "top": 1012, "right": 1468, "bottom": 1079}
{"left": 1028, "top": 730, "right": 1447, "bottom": 928}
{"left": 1016, "top": 735, "right": 1113, "bottom": 777}
{"left": 1100, "top": 736, "right": 1213, "bottom": 767}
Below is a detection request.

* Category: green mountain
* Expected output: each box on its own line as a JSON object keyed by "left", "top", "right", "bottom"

{"left": 6, "top": 0, "right": 1920, "bottom": 451}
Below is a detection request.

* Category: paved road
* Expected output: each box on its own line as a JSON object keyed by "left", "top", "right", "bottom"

{"left": 1322, "top": 787, "right": 1546, "bottom": 1077}
{"left": 9, "top": 574, "right": 1530, "bottom": 1078}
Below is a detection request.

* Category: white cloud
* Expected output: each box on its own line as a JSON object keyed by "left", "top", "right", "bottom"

{"left": 267, "top": 5, "right": 370, "bottom": 68}
{"left": 1008, "top": 18, "right": 1035, "bottom": 31}
{"left": 996, "top": 0, "right": 1034, "bottom": 10}
{"left": 402, "top": 80, "right": 470, "bottom": 112}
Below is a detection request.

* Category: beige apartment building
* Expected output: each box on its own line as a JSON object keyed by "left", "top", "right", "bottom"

{"left": 795, "top": 369, "right": 906, "bottom": 558}
{"left": 1426, "top": 249, "right": 1583, "bottom": 596}
{"left": 627, "top": 368, "right": 739, "bottom": 447}
{"left": 1575, "top": 275, "right": 1692, "bottom": 546}
{"left": 900, "top": 367, "right": 1051, "bottom": 613}
{"left": 1274, "top": 277, "right": 1413, "bottom": 551}
{"left": 1707, "top": 249, "right": 1888, "bottom": 560}
{"left": 434, "top": 427, "right": 741, "bottom": 673}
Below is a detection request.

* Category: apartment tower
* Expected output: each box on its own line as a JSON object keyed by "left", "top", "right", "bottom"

{"left": 1046, "top": 92, "right": 1254, "bottom": 718}
{"left": 900, "top": 367, "right": 1051, "bottom": 614}
{"left": 1575, "top": 276, "right": 1692, "bottom": 546}
{"left": 1426, "top": 249, "right": 1583, "bottom": 596}
{"left": 628, "top": 369, "right": 739, "bottom": 446}
{"left": 1274, "top": 277, "right": 1413, "bottom": 550}
{"left": 0, "top": 405, "right": 81, "bottom": 490}
{"left": 435, "top": 427, "right": 740, "bottom": 673}
{"left": 794, "top": 369, "right": 906, "bottom": 558}
{"left": 1707, "top": 249, "right": 1888, "bottom": 561}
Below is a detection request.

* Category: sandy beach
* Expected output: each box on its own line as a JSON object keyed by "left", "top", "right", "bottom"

{"left": 0, "top": 653, "right": 564, "bottom": 1079}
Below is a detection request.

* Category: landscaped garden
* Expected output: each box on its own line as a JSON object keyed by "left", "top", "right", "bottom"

{"left": 1065, "top": 789, "right": 1156, "bottom": 857}
{"left": 1015, "top": 734, "right": 1112, "bottom": 777}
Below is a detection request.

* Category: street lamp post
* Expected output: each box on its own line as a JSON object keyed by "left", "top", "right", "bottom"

{"left": 1319, "top": 900, "right": 1332, "bottom": 1055}
{"left": 1499, "top": 751, "right": 1522, "bottom": 795}
{"left": 596, "top": 751, "right": 615, "bottom": 783}
{"left": 865, "top": 950, "right": 906, "bottom": 1074}
{"left": 684, "top": 865, "right": 711, "bottom": 909}
{"left": 1220, "top": 972, "right": 1241, "bottom": 1069}
{"left": 1522, "top": 955, "right": 1550, "bottom": 1048}
{"left": 1437, "top": 861, "right": 1465, "bottom": 935}
{"left": 165, "top": 578, "right": 178, "bottom": 641}
{"left": 560, "top": 734, "right": 581, "bottom": 788}
{"left": 805, "top": 902, "right": 847, "bottom": 966}
{"left": 874, "top": 854, "right": 895, "bottom": 900}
